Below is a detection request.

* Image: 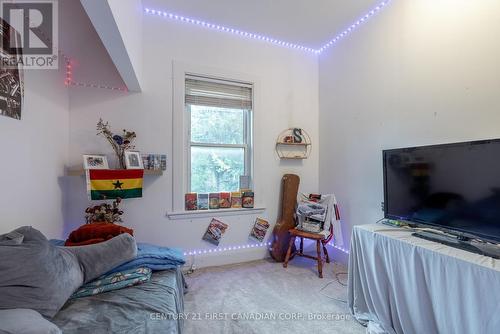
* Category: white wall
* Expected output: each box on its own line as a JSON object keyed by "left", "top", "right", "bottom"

{"left": 66, "top": 12, "right": 319, "bottom": 267}
{"left": 318, "top": 0, "right": 500, "bottom": 262}
{"left": 0, "top": 65, "right": 69, "bottom": 238}
{"left": 107, "top": 0, "right": 143, "bottom": 86}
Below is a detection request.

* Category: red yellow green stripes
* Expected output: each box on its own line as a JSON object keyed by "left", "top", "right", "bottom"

{"left": 89, "top": 178, "right": 143, "bottom": 191}
{"left": 88, "top": 169, "right": 144, "bottom": 180}
{"left": 87, "top": 169, "right": 144, "bottom": 200}
{"left": 90, "top": 188, "right": 142, "bottom": 200}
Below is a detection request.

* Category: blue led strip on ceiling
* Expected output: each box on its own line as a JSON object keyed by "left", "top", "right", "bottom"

{"left": 144, "top": 0, "right": 390, "bottom": 54}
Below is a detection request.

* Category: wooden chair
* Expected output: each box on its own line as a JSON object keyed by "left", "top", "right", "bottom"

{"left": 283, "top": 225, "right": 332, "bottom": 278}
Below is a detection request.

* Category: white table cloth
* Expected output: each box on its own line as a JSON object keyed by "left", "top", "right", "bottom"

{"left": 348, "top": 224, "right": 500, "bottom": 334}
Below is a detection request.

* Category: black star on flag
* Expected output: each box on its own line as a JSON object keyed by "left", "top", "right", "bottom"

{"left": 112, "top": 180, "right": 124, "bottom": 189}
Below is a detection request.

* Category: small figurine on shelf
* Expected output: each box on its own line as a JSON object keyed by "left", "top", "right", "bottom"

{"left": 292, "top": 128, "right": 303, "bottom": 143}
{"left": 97, "top": 119, "right": 137, "bottom": 169}
{"left": 84, "top": 198, "right": 124, "bottom": 224}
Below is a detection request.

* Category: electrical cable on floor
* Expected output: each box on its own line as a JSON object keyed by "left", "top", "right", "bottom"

{"left": 318, "top": 261, "right": 349, "bottom": 303}
{"left": 183, "top": 254, "right": 196, "bottom": 275}
{"left": 319, "top": 279, "right": 347, "bottom": 303}
{"left": 335, "top": 272, "right": 348, "bottom": 287}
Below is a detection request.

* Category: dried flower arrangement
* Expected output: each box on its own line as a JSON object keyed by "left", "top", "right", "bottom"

{"left": 85, "top": 198, "right": 124, "bottom": 224}
{"left": 96, "top": 119, "right": 137, "bottom": 169}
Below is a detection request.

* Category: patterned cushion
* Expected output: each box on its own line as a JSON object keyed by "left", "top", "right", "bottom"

{"left": 71, "top": 267, "right": 152, "bottom": 299}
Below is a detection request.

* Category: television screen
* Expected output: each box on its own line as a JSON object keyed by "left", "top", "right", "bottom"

{"left": 383, "top": 139, "right": 500, "bottom": 243}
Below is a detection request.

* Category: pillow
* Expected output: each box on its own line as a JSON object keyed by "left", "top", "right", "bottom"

{"left": 0, "top": 226, "right": 137, "bottom": 318}
{"left": 71, "top": 267, "right": 152, "bottom": 299}
{"left": 64, "top": 222, "right": 134, "bottom": 246}
{"left": 0, "top": 309, "right": 61, "bottom": 334}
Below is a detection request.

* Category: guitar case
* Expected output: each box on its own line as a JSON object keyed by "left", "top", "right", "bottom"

{"left": 270, "top": 174, "right": 300, "bottom": 262}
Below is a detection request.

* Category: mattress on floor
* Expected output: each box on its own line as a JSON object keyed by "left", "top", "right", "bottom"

{"left": 52, "top": 267, "right": 185, "bottom": 334}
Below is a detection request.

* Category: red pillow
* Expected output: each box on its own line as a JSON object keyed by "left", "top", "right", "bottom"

{"left": 65, "top": 223, "right": 134, "bottom": 246}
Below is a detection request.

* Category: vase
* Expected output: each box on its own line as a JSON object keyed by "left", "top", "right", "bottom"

{"left": 118, "top": 152, "right": 126, "bottom": 169}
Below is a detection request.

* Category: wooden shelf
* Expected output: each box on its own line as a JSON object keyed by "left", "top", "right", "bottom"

{"left": 275, "top": 128, "right": 312, "bottom": 160}
{"left": 67, "top": 169, "right": 163, "bottom": 176}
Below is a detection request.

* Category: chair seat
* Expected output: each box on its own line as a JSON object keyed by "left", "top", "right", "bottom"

{"left": 289, "top": 228, "right": 326, "bottom": 240}
{"left": 284, "top": 228, "right": 331, "bottom": 278}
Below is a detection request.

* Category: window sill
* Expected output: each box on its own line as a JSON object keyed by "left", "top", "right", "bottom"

{"left": 167, "top": 207, "right": 266, "bottom": 220}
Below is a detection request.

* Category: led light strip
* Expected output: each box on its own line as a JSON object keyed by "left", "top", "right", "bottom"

{"left": 144, "top": 1, "right": 390, "bottom": 55}
{"left": 182, "top": 240, "right": 349, "bottom": 257}
{"left": 318, "top": 0, "right": 390, "bottom": 53}
{"left": 144, "top": 8, "right": 318, "bottom": 54}
{"left": 18, "top": 7, "right": 125, "bottom": 92}
{"left": 64, "top": 57, "right": 128, "bottom": 92}
{"left": 183, "top": 241, "right": 272, "bottom": 256}
{"left": 327, "top": 242, "right": 350, "bottom": 255}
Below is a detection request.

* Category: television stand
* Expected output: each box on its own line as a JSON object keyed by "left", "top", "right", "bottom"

{"left": 412, "top": 230, "right": 500, "bottom": 259}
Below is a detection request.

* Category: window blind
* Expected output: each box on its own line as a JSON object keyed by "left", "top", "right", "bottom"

{"left": 185, "top": 75, "right": 252, "bottom": 109}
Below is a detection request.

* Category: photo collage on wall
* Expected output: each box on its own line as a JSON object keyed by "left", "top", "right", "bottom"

{"left": 0, "top": 18, "right": 23, "bottom": 120}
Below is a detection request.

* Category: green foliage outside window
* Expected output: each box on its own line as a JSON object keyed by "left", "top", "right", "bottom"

{"left": 189, "top": 105, "right": 248, "bottom": 193}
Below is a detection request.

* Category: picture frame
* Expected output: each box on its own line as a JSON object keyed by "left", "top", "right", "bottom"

{"left": 141, "top": 153, "right": 167, "bottom": 170}
{"left": 83, "top": 154, "right": 109, "bottom": 170}
{"left": 125, "top": 151, "right": 144, "bottom": 169}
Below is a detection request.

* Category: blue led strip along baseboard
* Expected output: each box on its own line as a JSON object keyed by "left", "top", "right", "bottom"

{"left": 183, "top": 241, "right": 349, "bottom": 257}
{"left": 184, "top": 242, "right": 272, "bottom": 256}
{"left": 144, "top": 0, "right": 390, "bottom": 55}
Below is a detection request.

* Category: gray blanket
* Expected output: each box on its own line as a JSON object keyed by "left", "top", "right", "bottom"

{"left": 52, "top": 268, "right": 186, "bottom": 334}
{"left": 0, "top": 227, "right": 136, "bottom": 318}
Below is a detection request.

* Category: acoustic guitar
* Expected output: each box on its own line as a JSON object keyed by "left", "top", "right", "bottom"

{"left": 270, "top": 174, "right": 300, "bottom": 262}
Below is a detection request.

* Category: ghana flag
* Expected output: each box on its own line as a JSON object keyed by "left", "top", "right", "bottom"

{"left": 87, "top": 169, "right": 144, "bottom": 200}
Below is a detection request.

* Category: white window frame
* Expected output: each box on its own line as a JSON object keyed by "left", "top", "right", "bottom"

{"left": 172, "top": 62, "right": 258, "bottom": 212}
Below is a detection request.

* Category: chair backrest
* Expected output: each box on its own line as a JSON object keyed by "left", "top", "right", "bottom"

{"left": 296, "top": 193, "right": 338, "bottom": 236}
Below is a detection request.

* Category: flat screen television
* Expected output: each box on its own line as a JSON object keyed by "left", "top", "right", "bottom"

{"left": 383, "top": 138, "right": 500, "bottom": 244}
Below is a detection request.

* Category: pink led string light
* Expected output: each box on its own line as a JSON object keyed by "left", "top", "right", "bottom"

{"left": 16, "top": 6, "right": 125, "bottom": 92}
{"left": 64, "top": 57, "right": 127, "bottom": 92}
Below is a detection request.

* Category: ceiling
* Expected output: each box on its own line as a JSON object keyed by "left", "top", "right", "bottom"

{"left": 144, "top": 0, "right": 383, "bottom": 49}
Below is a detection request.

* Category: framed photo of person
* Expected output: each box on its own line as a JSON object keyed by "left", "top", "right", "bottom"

{"left": 83, "top": 154, "right": 109, "bottom": 170}
{"left": 125, "top": 151, "right": 143, "bottom": 169}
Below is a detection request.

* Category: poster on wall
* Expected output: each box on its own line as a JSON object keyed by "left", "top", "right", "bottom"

{"left": 0, "top": 18, "right": 23, "bottom": 120}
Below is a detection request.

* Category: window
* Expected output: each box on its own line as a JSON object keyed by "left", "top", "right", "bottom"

{"left": 185, "top": 75, "right": 253, "bottom": 193}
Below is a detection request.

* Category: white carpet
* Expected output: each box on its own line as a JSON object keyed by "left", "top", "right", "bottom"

{"left": 183, "top": 257, "right": 365, "bottom": 334}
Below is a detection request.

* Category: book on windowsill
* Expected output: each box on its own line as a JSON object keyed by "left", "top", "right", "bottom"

{"left": 242, "top": 191, "right": 254, "bottom": 208}
{"left": 231, "top": 191, "right": 242, "bottom": 208}
{"left": 198, "top": 193, "right": 208, "bottom": 210}
{"left": 209, "top": 193, "right": 220, "bottom": 209}
{"left": 184, "top": 193, "right": 197, "bottom": 211}
{"left": 219, "top": 192, "right": 231, "bottom": 208}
